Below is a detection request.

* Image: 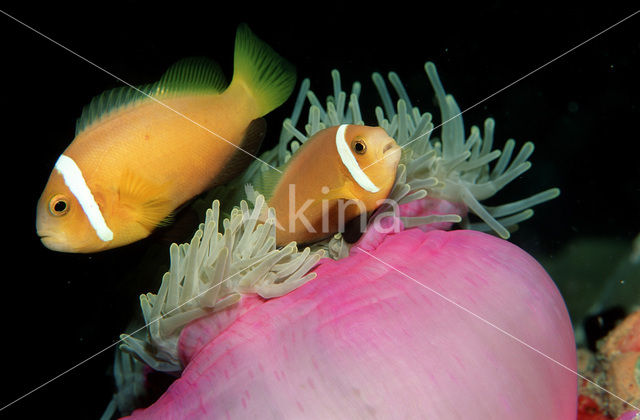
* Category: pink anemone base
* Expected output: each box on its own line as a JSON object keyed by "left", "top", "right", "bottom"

{"left": 125, "top": 215, "right": 578, "bottom": 419}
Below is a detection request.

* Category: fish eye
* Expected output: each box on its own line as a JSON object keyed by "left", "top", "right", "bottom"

{"left": 351, "top": 137, "right": 367, "bottom": 155}
{"left": 49, "top": 194, "right": 70, "bottom": 216}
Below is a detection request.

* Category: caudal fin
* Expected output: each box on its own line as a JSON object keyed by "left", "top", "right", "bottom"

{"left": 231, "top": 24, "right": 296, "bottom": 117}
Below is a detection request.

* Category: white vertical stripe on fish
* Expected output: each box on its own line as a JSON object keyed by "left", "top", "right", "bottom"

{"left": 335, "top": 124, "right": 380, "bottom": 193}
{"left": 54, "top": 155, "right": 114, "bottom": 242}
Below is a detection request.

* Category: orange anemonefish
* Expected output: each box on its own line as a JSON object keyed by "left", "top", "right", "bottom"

{"left": 251, "top": 124, "right": 401, "bottom": 245}
{"left": 36, "top": 24, "right": 296, "bottom": 253}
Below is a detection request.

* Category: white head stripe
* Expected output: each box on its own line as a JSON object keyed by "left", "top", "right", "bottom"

{"left": 54, "top": 155, "right": 114, "bottom": 242}
{"left": 335, "top": 124, "right": 380, "bottom": 193}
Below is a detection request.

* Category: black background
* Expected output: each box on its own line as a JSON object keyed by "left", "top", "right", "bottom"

{"left": 1, "top": 2, "right": 638, "bottom": 418}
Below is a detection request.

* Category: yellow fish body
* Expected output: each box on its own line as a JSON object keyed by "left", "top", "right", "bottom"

{"left": 36, "top": 25, "right": 295, "bottom": 253}
{"left": 253, "top": 124, "right": 401, "bottom": 245}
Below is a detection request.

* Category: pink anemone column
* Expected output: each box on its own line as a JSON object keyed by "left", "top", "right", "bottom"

{"left": 125, "top": 213, "right": 578, "bottom": 419}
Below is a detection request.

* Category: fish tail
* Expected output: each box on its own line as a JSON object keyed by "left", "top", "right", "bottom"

{"left": 230, "top": 24, "right": 296, "bottom": 117}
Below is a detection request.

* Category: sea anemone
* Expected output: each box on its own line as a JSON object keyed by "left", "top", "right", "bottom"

{"left": 113, "top": 220, "right": 577, "bottom": 419}
{"left": 103, "top": 62, "right": 575, "bottom": 419}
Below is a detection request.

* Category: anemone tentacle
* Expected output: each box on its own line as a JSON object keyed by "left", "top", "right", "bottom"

{"left": 373, "top": 62, "right": 559, "bottom": 239}
{"left": 118, "top": 197, "right": 324, "bottom": 374}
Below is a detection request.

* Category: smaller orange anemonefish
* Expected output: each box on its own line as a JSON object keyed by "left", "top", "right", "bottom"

{"left": 36, "top": 24, "right": 296, "bottom": 253}
{"left": 250, "top": 124, "right": 401, "bottom": 245}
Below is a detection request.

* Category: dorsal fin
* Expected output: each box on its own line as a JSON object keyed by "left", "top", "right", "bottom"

{"left": 75, "top": 57, "right": 228, "bottom": 135}
{"left": 152, "top": 57, "right": 228, "bottom": 96}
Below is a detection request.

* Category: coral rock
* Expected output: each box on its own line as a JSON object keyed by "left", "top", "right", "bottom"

{"left": 601, "top": 310, "right": 640, "bottom": 416}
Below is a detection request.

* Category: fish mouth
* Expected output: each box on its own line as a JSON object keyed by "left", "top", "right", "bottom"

{"left": 382, "top": 141, "right": 401, "bottom": 160}
{"left": 378, "top": 141, "right": 402, "bottom": 169}
{"left": 40, "top": 236, "right": 73, "bottom": 253}
{"left": 39, "top": 235, "right": 55, "bottom": 249}
{"left": 38, "top": 231, "right": 72, "bottom": 252}
{"left": 38, "top": 234, "right": 53, "bottom": 244}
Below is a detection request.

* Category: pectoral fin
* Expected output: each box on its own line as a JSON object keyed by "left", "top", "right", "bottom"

{"left": 118, "top": 170, "right": 174, "bottom": 231}
{"left": 320, "top": 179, "right": 359, "bottom": 202}
{"left": 320, "top": 187, "right": 349, "bottom": 202}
